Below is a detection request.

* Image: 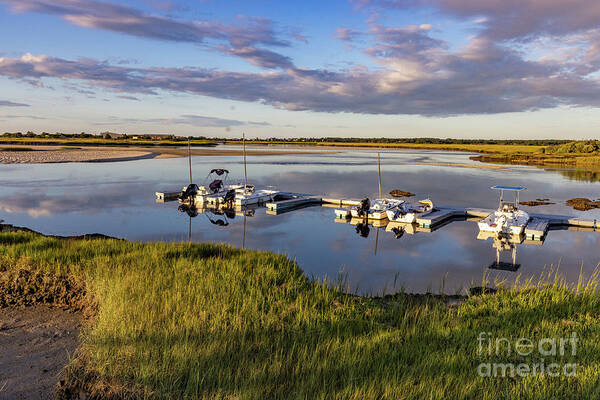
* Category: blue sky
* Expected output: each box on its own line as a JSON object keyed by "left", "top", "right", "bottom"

{"left": 0, "top": 0, "right": 599, "bottom": 139}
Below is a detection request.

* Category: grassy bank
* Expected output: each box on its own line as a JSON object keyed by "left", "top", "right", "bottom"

{"left": 471, "top": 153, "right": 600, "bottom": 169}
{"left": 1, "top": 232, "right": 600, "bottom": 399}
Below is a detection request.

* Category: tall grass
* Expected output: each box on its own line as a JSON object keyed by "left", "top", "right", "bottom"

{"left": 1, "top": 232, "right": 600, "bottom": 399}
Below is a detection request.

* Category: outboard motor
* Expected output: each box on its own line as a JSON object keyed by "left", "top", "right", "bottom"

{"left": 223, "top": 189, "right": 236, "bottom": 205}
{"left": 178, "top": 203, "right": 198, "bottom": 217}
{"left": 179, "top": 184, "right": 199, "bottom": 201}
{"left": 355, "top": 222, "right": 370, "bottom": 238}
{"left": 224, "top": 208, "right": 236, "bottom": 219}
{"left": 357, "top": 198, "right": 370, "bottom": 218}
{"left": 391, "top": 227, "right": 404, "bottom": 239}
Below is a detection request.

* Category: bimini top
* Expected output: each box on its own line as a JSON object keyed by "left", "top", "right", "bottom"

{"left": 491, "top": 185, "right": 526, "bottom": 191}
{"left": 210, "top": 169, "right": 229, "bottom": 176}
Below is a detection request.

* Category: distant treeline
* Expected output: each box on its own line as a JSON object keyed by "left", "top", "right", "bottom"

{"left": 2, "top": 132, "right": 595, "bottom": 148}
{"left": 226, "top": 137, "right": 574, "bottom": 146}
{"left": 0, "top": 131, "right": 190, "bottom": 140}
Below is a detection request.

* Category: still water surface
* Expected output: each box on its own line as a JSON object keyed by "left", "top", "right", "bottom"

{"left": 2, "top": 146, "right": 599, "bottom": 294}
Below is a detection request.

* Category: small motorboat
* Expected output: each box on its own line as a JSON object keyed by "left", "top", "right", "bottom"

{"left": 478, "top": 186, "right": 529, "bottom": 236}
{"left": 186, "top": 169, "right": 244, "bottom": 204}
{"left": 234, "top": 185, "right": 279, "bottom": 206}
{"left": 386, "top": 199, "right": 434, "bottom": 224}
{"left": 349, "top": 198, "right": 404, "bottom": 220}
{"left": 333, "top": 153, "right": 402, "bottom": 220}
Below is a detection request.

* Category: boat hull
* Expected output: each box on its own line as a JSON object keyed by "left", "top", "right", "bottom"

{"left": 350, "top": 209, "right": 389, "bottom": 220}
{"left": 478, "top": 210, "right": 529, "bottom": 235}
{"left": 234, "top": 190, "right": 279, "bottom": 206}
{"left": 343, "top": 198, "right": 403, "bottom": 220}
{"left": 385, "top": 210, "right": 417, "bottom": 224}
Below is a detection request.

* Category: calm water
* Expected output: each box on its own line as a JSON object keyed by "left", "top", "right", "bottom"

{"left": 2, "top": 146, "right": 599, "bottom": 294}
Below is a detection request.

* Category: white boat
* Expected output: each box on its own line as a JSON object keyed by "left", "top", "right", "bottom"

{"left": 225, "top": 133, "right": 280, "bottom": 206}
{"left": 180, "top": 169, "right": 245, "bottom": 204}
{"left": 334, "top": 153, "right": 403, "bottom": 221}
{"left": 386, "top": 199, "right": 434, "bottom": 223}
{"left": 478, "top": 186, "right": 530, "bottom": 236}
{"left": 234, "top": 186, "right": 279, "bottom": 206}
{"left": 348, "top": 198, "right": 404, "bottom": 220}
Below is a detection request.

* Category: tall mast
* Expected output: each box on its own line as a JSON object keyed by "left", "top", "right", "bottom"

{"left": 188, "top": 137, "right": 192, "bottom": 185}
{"left": 243, "top": 133, "right": 248, "bottom": 189}
{"left": 377, "top": 152, "right": 382, "bottom": 199}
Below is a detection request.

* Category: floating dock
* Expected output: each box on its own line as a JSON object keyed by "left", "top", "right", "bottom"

{"left": 524, "top": 218, "right": 549, "bottom": 240}
{"left": 266, "top": 193, "right": 321, "bottom": 213}
{"left": 156, "top": 189, "right": 600, "bottom": 238}
{"left": 416, "top": 208, "right": 467, "bottom": 228}
{"left": 155, "top": 191, "right": 180, "bottom": 202}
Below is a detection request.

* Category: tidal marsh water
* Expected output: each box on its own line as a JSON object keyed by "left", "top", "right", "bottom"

{"left": 2, "top": 146, "right": 599, "bottom": 294}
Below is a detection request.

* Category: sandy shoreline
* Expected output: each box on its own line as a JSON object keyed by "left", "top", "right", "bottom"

{"left": 0, "top": 305, "right": 81, "bottom": 399}
{"left": 0, "top": 145, "right": 331, "bottom": 164}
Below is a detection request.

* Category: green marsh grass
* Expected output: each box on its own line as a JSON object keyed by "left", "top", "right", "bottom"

{"left": 1, "top": 232, "right": 600, "bottom": 399}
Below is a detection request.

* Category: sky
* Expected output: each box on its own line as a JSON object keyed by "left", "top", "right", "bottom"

{"left": 0, "top": 0, "right": 599, "bottom": 139}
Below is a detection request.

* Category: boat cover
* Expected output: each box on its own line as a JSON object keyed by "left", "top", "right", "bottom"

{"left": 209, "top": 179, "right": 223, "bottom": 193}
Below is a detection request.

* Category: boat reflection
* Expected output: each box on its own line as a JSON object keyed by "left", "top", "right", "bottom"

{"left": 177, "top": 203, "right": 256, "bottom": 219}
{"left": 476, "top": 231, "right": 526, "bottom": 272}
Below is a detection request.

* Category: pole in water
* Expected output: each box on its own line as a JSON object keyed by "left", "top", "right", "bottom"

{"left": 243, "top": 133, "right": 248, "bottom": 190}
{"left": 242, "top": 213, "right": 246, "bottom": 249}
{"left": 188, "top": 137, "right": 192, "bottom": 185}
{"left": 377, "top": 152, "right": 382, "bottom": 199}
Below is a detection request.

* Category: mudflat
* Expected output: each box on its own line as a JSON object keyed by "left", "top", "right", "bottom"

{"left": 0, "top": 305, "right": 81, "bottom": 400}
{"left": 0, "top": 145, "right": 330, "bottom": 164}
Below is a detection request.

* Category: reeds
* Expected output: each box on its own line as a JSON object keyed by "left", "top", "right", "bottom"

{"left": 1, "top": 232, "right": 599, "bottom": 399}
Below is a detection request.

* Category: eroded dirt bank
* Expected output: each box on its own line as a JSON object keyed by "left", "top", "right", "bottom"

{"left": 0, "top": 305, "right": 81, "bottom": 400}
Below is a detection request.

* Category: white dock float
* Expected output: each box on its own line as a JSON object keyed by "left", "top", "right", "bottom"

{"left": 155, "top": 191, "right": 180, "bottom": 202}
{"left": 334, "top": 207, "right": 352, "bottom": 219}
{"left": 417, "top": 208, "right": 467, "bottom": 228}
{"left": 322, "top": 198, "right": 361, "bottom": 206}
{"left": 525, "top": 218, "right": 550, "bottom": 240}
{"left": 266, "top": 196, "right": 321, "bottom": 213}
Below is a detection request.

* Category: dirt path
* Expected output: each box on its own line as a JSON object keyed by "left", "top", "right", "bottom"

{"left": 0, "top": 306, "right": 81, "bottom": 400}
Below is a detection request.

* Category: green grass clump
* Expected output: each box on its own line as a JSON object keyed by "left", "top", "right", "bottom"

{"left": 546, "top": 140, "right": 600, "bottom": 154}
{"left": 1, "top": 232, "right": 600, "bottom": 399}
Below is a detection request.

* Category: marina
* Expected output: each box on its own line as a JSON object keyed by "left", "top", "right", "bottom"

{"left": 4, "top": 146, "right": 600, "bottom": 294}
{"left": 157, "top": 189, "right": 599, "bottom": 243}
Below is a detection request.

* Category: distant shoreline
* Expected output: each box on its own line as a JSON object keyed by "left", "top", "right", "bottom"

{"left": 0, "top": 145, "right": 333, "bottom": 164}
{"left": 2, "top": 141, "right": 599, "bottom": 171}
